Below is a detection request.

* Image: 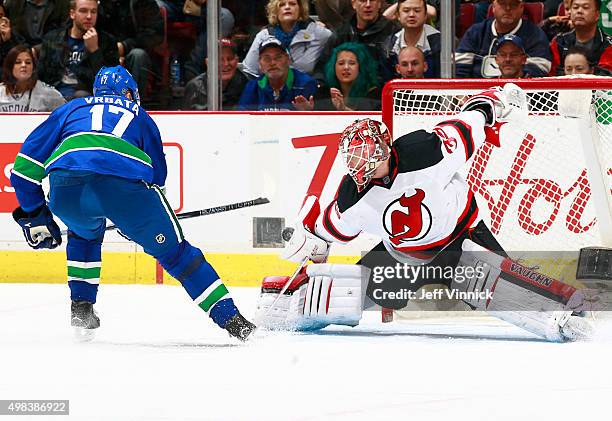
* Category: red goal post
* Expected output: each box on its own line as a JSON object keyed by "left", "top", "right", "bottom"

{"left": 381, "top": 78, "right": 612, "bottom": 254}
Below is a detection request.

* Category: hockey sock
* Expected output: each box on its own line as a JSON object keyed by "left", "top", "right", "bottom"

{"left": 66, "top": 233, "right": 102, "bottom": 303}
{"left": 157, "top": 240, "right": 239, "bottom": 328}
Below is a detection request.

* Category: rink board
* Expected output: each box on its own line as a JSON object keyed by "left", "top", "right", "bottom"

{"left": 0, "top": 111, "right": 607, "bottom": 285}
{"left": 0, "top": 112, "right": 378, "bottom": 285}
{"left": 0, "top": 250, "right": 358, "bottom": 286}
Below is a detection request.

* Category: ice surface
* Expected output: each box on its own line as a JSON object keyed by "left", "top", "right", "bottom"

{"left": 1, "top": 283, "right": 610, "bottom": 421}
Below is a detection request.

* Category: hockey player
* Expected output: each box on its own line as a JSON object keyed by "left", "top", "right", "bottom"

{"left": 256, "top": 83, "right": 593, "bottom": 341}
{"left": 10, "top": 66, "right": 256, "bottom": 341}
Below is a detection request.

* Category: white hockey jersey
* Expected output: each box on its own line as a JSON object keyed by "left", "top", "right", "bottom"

{"left": 314, "top": 111, "right": 488, "bottom": 262}
{"left": 0, "top": 81, "right": 65, "bottom": 112}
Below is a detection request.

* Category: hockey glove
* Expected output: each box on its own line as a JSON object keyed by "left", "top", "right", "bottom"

{"left": 461, "top": 83, "right": 528, "bottom": 125}
{"left": 461, "top": 83, "right": 528, "bottom": 147}
{"left": 282, "top": 225, "right": 330, "bottom": 263}
{"left": 281, "top": 196, "right": 330, "bottom": 263}
{"left": 13, "top": 205, "right": 62, "bottom": 249}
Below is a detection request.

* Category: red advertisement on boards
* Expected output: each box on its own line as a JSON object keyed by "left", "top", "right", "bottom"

{"left": 0, "top": 144, "right": 21, "bottom": 213}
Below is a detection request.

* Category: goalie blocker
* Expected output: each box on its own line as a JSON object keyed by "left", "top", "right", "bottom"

{"left": 255, "top": 241, "right": 595, "bottom": 341}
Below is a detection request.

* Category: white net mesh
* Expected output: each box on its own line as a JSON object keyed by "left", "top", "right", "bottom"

{"left": 385, "top": 79, "right": 612, "bottom": 258}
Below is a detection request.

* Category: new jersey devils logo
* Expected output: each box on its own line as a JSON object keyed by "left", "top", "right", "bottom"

{"left": 433, "top": 127, "right": 457, "bottom": 153}
{"left": 383, "top": 189, "right": 432, "bottom": 245}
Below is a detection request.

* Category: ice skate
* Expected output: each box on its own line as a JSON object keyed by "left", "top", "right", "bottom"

{"left": 224, "top": 313, "right": 256, "bottom": 341}
{"left": 71, "top": 300, "right": 100, "bottom": 342}
{"left": 561, "top": 315, "right": 594, "bottom": 342}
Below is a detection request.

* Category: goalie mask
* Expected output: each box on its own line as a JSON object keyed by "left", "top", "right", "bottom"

{"left": 339, "top": 119, "right": 391, "bottom": 192}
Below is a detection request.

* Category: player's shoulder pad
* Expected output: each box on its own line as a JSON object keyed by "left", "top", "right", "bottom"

{"left": 336, "top": 175, "right": 368, "bottom": 213}
{"left": 393, "top": 129, "right": 443, "bottom": 173}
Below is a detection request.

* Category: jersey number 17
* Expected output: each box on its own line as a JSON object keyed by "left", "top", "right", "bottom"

{"left": 89, "top": 104, "right": 135, "bottom": 137}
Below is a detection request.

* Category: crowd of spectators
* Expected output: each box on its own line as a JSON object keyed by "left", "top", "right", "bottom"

{"left": 0, "top": 0, "right": 610, "bottom": 112}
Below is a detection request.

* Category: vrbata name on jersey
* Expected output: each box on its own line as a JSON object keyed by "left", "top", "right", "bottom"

{"left": 84, "top": 96, "right": 139, "bottom": 115}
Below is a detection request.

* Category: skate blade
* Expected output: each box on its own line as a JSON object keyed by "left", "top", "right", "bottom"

{"left": 73, "top": 327, "right": 97, "bottom": 343}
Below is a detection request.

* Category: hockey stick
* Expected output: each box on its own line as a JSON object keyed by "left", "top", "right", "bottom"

{"left": 167, "top": 197, "right": 270, "bottom": 222}
{"left": 60, "top": 197, "right": 270, "bottom": 236}
{"left": 264, "top": 255, "right": 309, "bottom": 316}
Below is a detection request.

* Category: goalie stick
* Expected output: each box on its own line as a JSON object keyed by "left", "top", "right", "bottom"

{"left": 262, "top": 199, "right": 320, "bottom": 317}
{"left": 60, "top": 197, "right": 270, "bottom": 236}
{"left": 263, "top": 255, "right": 309, "bottom": 317}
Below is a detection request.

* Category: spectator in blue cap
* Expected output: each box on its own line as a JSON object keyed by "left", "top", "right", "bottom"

{"left": 237, "top": 37, "right": 318, "bottom": 111}
{"left": 494, "top": 34, "right": 528, "bottom": 78}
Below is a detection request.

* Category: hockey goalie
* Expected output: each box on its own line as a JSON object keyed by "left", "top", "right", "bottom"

{"left": 256, "top": 83, "right": 596, "bottom": 342}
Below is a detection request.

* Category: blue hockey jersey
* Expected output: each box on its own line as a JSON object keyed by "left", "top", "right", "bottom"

{"left": 10, "top": 95, "right": 167, "bottom": 212}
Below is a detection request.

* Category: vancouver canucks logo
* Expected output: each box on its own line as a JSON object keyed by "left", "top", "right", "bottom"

{"left": 383, "top": 189, "right": 432, "bottom": 246}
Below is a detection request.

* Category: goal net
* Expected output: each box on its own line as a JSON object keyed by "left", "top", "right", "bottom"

{"left": 380, "top": 78, "right": 612, "bottom": 320}
{"left": 382, "top": 78, "right": 612, "bottom": 255}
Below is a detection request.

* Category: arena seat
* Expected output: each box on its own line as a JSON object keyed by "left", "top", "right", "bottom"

{"left": 459, "top": 3, "right": 476, "bottom": 38}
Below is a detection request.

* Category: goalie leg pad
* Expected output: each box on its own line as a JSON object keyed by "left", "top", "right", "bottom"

{"left": 255, "top": 264, "right": 365, "bottom": 331}
{"left": 454, "top": 240, "right": 593, "bottom": 342}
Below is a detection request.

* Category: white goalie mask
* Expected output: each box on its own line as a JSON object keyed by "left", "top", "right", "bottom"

{"left": 339, "top": 119, "right": 392, "bottom": 192}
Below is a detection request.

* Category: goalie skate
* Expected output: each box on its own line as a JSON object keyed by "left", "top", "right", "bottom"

{"left": 560, "top": 314, "right": 594, "bottom": 341}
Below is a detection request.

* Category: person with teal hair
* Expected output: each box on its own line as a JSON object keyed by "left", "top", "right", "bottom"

{"left": 316, "top": 42, "right": 382, "bottom": 111}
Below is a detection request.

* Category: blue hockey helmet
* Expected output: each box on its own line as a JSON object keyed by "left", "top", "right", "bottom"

{"left": 93, "top": 66, "right": 140, "bottom": 105}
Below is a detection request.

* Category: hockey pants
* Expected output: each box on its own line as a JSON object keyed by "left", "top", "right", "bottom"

{"left": 360, "top": 220, "right": 507, "bottom": 310}
{"left": 47, "top": 170, "right": 238, "bottom": 328}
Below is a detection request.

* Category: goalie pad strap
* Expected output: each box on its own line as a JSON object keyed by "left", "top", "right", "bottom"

{"left": 306, "top": 263, "right": 363, "bottom": 278}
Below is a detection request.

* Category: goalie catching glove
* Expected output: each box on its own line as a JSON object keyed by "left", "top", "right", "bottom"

{"left": 282, "top": 195, "right": 330, "bottom": 263}
{"left": 13, "top": 205, "right": 62, "bottom": 249}
{"left": 461, "top": 82, "right": 528, "bottom": 146}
